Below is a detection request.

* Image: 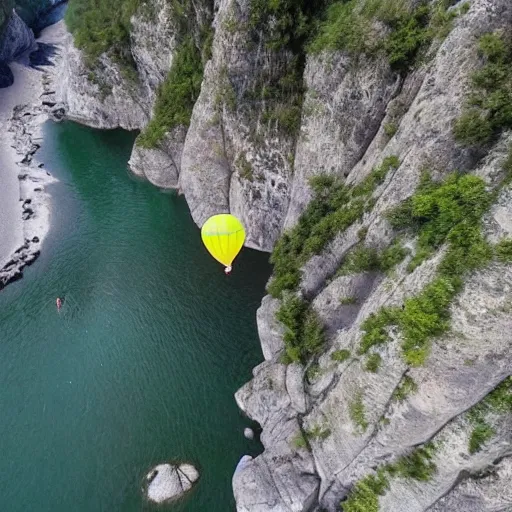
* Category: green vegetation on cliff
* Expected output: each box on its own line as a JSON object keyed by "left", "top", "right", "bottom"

{"left": 137, "top": 38, "right": 203, "bottom": 148}
{"left": 65, "top": 0, "right": 140, "bottom": 70}
{"left": 276, "top": 293, "right": 325, "bottom": 363}
{"left": 360, "top": 172, "right": 493, "bottom": 365}
{"left": 342, "top": 443, "right": 437, "bottom": 511}
{"left": 309, "top": 0, "right": 462, "bottom": 71}
{"left": 467, "top": 377, "right": 512, "bottom": 454}
{"left": 454, "top": 31, "right": 512, "bottom": 147}
{"left": 268, "top": 156, "right": 400, "bottom": 299}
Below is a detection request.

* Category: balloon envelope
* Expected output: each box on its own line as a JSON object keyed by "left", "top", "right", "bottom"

{"left": 201, "top": 214, "right": 246, "bottom": 267}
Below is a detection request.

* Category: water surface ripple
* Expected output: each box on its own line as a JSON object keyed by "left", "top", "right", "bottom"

{"left": 0, "top": 122, "right": 270, "bottom": 512}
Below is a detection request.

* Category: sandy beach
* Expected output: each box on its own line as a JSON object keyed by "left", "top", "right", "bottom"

{"left": 0, "top": 21, "right": 65, "bottom": 287}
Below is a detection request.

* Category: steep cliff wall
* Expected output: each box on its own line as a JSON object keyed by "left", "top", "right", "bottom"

{"left": 56, "top": 0, "right": 512, "bottom": 510}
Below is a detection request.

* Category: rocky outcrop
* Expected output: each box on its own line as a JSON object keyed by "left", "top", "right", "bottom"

{"left": 56, "top": 33, "right": 148, "bottom": 130}
{"left": 232, "top": 1, "right": 512, "bottom": 511}
{"left": 128, "top": 127, "right": 184, "bottom": 188}
{"left": 144, "top": 463, "right": 199, "bottom": 503}
{"left": 0, "top": 10, "right": 35, "bottom": 63}
{"left": 179, "top": 0, "right": 296, "bottom": 251}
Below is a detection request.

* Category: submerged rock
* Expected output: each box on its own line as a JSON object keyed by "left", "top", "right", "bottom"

{"left": 243, "top": 428, "right": 254, "bottom": 440}
{"left": 144, "top": 463, "right": 199, "bottom": 503}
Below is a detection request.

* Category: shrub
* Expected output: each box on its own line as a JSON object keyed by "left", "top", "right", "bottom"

{"left": 268, "top": 157, "right": 399, "bottom": 298}
{"left": 338, "top": 246, "right": 380, "bottom": 276}
{"left": 65, "top": 0, "right": 141, "bottom": 72}
{"left": 387, "top": 444, "right": 437, "bottom": 481}
{"left": 379, "top": 239, "right": 410, "bottom": 271}
{"left": 310, "top": 0, "right": 457, "bottom": 72}
{"left": 384, "top": 122, "right": 398, "bottom": 138}
{"left": 363, "top": 172, "right": 493, "bottom": 364}
{"left": 467, "top": 377, "right": 512, "bottom": 453}
{"left": 393, "top": 375, "right": 418, "bottom": 401}
{"left": 365, "top": 353, "right": 382, "bottom": 372}
{"left": 454, "top": 32, "right": 512, "bottom": 147}
{"left": 137, "top": 38, "right": 203, "bottom": 148}
{"left": 331, "top": 349, "right": 351, "bottom": 362}
{"left": 349, "top": 391, "right": 368, "bottom": 433}
{"left": 276, "top": 294, "right": 325, "bottom": 364}
{"left": 342, "top": 470, "right": 389, "bottom": 512}
{"left": 340, "top": 296, "right": 358, "bottom": 305}
{"left": 495, "top": 238, "right": 512, "bottom": 262}
{"left": 292, "top": 432, "right": 308, "bottom": 449}
{"left": 468, "top": 423, "right": 495, "bottom": 454}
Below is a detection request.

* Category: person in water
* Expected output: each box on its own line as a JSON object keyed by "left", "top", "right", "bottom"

{"left": 56, "top": 297, "right": 62, "bottom": 310}
{"left": 224, "top": 266, "right": 232, "bottom": 275}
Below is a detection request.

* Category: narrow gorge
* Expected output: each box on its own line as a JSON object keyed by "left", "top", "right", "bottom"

{"left": 2, "top": 0, "right": 512, "bottom": 510}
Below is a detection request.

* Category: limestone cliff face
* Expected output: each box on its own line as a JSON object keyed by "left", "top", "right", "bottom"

{"left": 57, "top": 0, "right": 512, "bottom": 510}
{"left": 179, "top": 0, "right": 296, "bottom": 251}
{"left": 232, "top": 1, "right": 512, "bottom": 511}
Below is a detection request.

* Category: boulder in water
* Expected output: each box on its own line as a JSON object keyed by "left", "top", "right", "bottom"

{"left": 244, "top": 428, "right": 254, "bottom": 440}
{"left": 144, "top": 463, "right": 199, "bottom": 503}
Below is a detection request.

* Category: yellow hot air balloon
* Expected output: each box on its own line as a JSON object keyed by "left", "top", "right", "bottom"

{"left": 201, "top": 214, "right": 246, "bottom": 274}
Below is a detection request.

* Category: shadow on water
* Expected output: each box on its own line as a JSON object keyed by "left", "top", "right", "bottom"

{"left": 0, "top": 121, "right": 271, "bottom": 512}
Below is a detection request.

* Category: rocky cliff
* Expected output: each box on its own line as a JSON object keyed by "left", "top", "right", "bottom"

{"left": 56, "top": 0, "right": 512, "bottom": 510}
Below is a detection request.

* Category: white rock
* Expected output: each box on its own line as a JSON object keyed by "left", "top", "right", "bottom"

{"left": 145, "top": 463, "right": 199, "bottom": 503}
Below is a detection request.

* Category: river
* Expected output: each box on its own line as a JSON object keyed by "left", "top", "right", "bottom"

{"left": 0, "top": 121, "right": 271, "bottom": 511}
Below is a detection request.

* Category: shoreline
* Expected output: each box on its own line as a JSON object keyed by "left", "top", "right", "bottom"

{"left": 0, "top": 22, "right": 66, "bottom": 290}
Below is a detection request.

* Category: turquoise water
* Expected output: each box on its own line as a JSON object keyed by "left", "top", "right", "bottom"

{"left": 0, "top": 122, "right": 270, "bottom": 511}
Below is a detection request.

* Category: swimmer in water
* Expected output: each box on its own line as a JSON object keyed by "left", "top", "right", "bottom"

{"left": 56, "top": 297, "right": 62, "bottom": 310}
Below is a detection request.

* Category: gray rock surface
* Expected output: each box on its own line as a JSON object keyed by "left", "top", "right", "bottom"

{"left": 128, "top": 127, "right": 185, "bottom": 189}
{"left": 0, "top": 10, "right": 35, "bottom": 62}
{"left": 180, "top": 0, "right": 295, "bottom": 250}
{"left": 233, "top": 1, "right": 512, "bottom": 511}
{"left": 56, "top": 32, "right": 148, "bottom": 130}
{"left": 144, "top": 463, "right": 199, "bottom": 503}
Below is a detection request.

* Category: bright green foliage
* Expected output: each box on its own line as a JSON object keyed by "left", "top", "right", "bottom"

{"left": 349, "top": 392, "right": 368, "bottom": 433}
{"left": 379, "top": 239, "right": 410, "bottom": 271}
{"left": 343, "top": 443, "right": 438, "bottom": 510}
{"left": 268, "top": 157, "right": 399, "bottom": 298}
{"left": 387, "top": 444, "right": 437, "bottom": 481}
{"left": 338, "top": 239, "right": 409, "bottom": 276}
{"left": 393, "top": 374, "right": 418, "bottom": 401}
{"left": 365, "top": 353, "right": 382, "bottom": 372}
{"left": 276, "top": 294, "right": 325, "bottom": 364}
{"left": 137, "top": 38, "right": 203, "bottom": 148}
{"left": 359, "top": 307, "right": 400, "bottom": 354}
{"left": 467, "top": 377, "right": 512, "bottom": 453}
{"left": 65, "top": 0, "right": 140, "bottom": 69}
{"left": 384, "top": 122, "right": 398, "bottom": 138}
{"left": 398, "top": 276, "right": 458, "bottom": 365}
{"left": 292, "top": 432, "right": 308, "bottom": 449}
{"left": 340, "top": 296, "right": 358, "bottom": 305}
{"left": 342, "top": 470, "right": 389, "bottom": 512}
{"left": 454, "top": 32, "right": 512, "bottom": 147}
{"left": 362, "top": 172, "right": 493, "bottom": 365}
{"left": 310, "top": 0, "right": 457, "bottom": 72}
{"left": 468, "top": 423, "right": 495, "bottom": 454}
{"left": 338, "top": 246, "right": 380, "bottom": 276}
{"left": 331, "top": 349, "right": 351, "bottom": 362}
{"left": 495, "top": 238, "right": 512, "bottom": 262}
